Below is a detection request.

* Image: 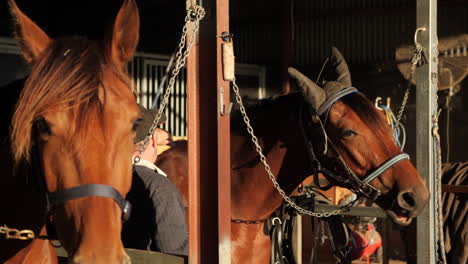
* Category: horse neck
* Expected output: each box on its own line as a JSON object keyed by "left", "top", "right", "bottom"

{"left": 229, "top": 116, "right": 314, "bottom": 264}
{"left": 230, "top": 99, "right": 313, "bottom": 220}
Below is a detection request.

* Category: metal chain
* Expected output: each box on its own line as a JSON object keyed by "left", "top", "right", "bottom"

{"left": 231, "top": 79, "right": 355, "bottom": 218}
{"left": 134, "top": 5, "right": 206, "bottom": 164}
{"left": 231, "top": 219, "right": 267, "bottom": 224}
{"left": 396, "top": 43, "right": 424, "bottom": 123}
{"left": 0, "top": 225, "right": 35, "bottom": 240}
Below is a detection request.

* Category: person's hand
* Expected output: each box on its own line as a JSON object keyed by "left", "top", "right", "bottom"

{"left": 155, "top": 128, "right": 172, "bottom": 146}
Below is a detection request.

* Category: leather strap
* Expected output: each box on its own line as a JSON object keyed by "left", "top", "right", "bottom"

{"left": 48, "top": 184, "right": 131, "bottom": 221}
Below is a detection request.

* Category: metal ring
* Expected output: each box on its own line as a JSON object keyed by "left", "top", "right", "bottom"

{"left": 272, "top": 217, "right": 282, "bottom": 226}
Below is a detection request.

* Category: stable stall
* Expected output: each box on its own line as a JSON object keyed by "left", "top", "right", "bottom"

{"left": 1, "top": 0, "right": 467, "bottom": 263}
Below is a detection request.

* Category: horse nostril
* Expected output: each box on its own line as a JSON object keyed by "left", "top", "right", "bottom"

{"left": 402, "top": 192, "right": 415, "bottom": 207}
{"left": 398, "top": 191, "right": 416, "bottom": 210}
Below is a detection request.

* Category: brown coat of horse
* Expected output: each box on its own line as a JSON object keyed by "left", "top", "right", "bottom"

{"left": 1, "top": 1, "right": 140, "bottom": 263}
{"left": 157, "top": 48, "right": 429, "bottom": 263}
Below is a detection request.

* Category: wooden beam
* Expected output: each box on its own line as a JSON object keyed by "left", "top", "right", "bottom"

{"left": 55, "top": 248, "right": 186, "bottom": 264}
{"left": 186, "top": 8, "right": 202, "bottom": 263}
{"left": 187, "top": 0, "right": 231, "bottom": 262}
{"left": 187, "top": 1, "right": 219, "bottom": 263}
{"left": 215, "top": 0, "right": 232, "bottom": 263}
{"left": 415, "top": 0, "right": 439, "bottom": 263}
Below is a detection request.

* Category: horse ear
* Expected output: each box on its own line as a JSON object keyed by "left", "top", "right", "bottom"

{"left": 330, "top": 47, "right": 352, "bottom": 87}
{"left": 9, "top": 0, "right": 52, "bottom": 64}
{"left": 108, "top": 0, "right": 140, "bottom": 67}
{"left": 288, "top": 67, "right": 326, "bottom": 110}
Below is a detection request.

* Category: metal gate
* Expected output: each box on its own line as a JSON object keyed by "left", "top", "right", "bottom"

{"left": 129, "top": 52, "right": 267, "bottom": 137}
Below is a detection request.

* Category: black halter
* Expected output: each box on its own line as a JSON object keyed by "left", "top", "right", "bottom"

{"left": 30, "top": 133, "right": 131, "bottom": 239}
{"left": 299, "top": 87, "right": 410, "bottom": 202}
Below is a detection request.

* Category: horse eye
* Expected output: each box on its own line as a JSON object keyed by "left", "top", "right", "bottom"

{"left": 34, "top": 117, "right": 52, "bottom": 135}
{"left": 132, "top": 118, "right": 142, "bottom": 132}
{"left": 341, "top": 129, "right": 357, "bottom": 138}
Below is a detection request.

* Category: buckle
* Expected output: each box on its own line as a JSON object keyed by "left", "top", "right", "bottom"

{"left": 359, "top": 184, "right": 381, "bottom": 201}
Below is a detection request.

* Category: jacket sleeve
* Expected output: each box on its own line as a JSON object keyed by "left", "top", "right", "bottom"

{"left": 150, "top": 178, "right": 188, "bottom": 256}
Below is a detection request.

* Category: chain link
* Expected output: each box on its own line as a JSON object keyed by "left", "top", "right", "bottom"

{"left": 0, "top": 225, "right": 35, "bottom": 240}
{"left": 231, "top": 219, "right": 266, "bottom": 224}
{"left": 134, "top": 5, "right": 206, "bottom": 164}
{"left": 396, "top": 43, "right": 424, "bottom": 123}
{"left": 231, "top": 79, "right": 355, "bottom": 218}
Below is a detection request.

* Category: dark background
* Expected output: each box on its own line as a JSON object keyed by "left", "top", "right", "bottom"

{"left": 0, "top": 0, "right": 185, "bottom": 54}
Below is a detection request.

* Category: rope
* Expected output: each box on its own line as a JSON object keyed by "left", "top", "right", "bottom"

{"left": 434, "top": 111, "right": 448, "bottom": 264}
{"left": 378, "top": 105, "right": 407, "bottom": 150}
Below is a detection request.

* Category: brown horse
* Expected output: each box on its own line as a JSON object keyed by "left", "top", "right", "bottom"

{"left": 1, "top": 0, "right": 140, "bottom": 263}
{"left": 157, "top": 47, "right": 430, "bottom": 263}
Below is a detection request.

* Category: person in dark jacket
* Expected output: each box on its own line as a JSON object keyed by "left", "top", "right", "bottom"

{"left": 121, "top": 104, "right": 188, "bottom": 256}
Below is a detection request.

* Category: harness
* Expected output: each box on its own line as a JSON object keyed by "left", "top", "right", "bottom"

{"left": 270, "top": 87, "right": 411, "bottom": 263}
{"left": 270, "top": 191, "right": 353, "bottom": 264}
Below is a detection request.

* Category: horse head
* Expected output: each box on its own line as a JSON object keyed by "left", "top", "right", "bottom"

{"left": 9, "top": 0, "right": 140, "bottom": 262}
{"left": 289, "top": 47, "right": 429, "bottom": 225}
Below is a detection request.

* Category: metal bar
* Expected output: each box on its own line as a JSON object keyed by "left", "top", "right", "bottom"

{"left": 416, "top": 0, "right": 438, "bottom": 263}
{"left": 216, "top": 0, "right": 231, "bottom": 262}
{"left": 294, "top": 215, "right": 302, "bottom": 264}
{"left": 313, "top": 204, "right": 387, "bottom": 218}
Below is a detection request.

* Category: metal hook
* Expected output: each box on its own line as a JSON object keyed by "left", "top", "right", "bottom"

{"left": 375, "top": 97, "right": 383, "bottom": 110}
{"left": 272, "top": 217, "right": 282, "bottom": 226}
{"left": 217, "top": 31, "right": 234, "bottom": 42}
{"left": 414, "top": 27, "right": 427, "bottom": 48}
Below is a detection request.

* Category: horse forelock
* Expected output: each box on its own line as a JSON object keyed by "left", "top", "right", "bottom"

{"left": 10, "top": 37, "right": 122, "bottom": 163}
{"left": 339, "top": 93, "right": 393, "bottom": 154}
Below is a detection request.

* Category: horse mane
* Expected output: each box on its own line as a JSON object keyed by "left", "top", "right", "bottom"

{"left": 340, "top": 92, "right": 393, "bottom": 153}
{"left": 10, "top": 36, "right": 130, "bottom": 162}
{"left": 231, "top": 92, "right": 303, "bottom": 136}
{"left": 231, "top": 91, "right": 392, "bottom": 152}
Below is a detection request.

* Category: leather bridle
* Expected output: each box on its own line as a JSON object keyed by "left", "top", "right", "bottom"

{"left": 300, "top": 87, "right": 410, "bottom": 202}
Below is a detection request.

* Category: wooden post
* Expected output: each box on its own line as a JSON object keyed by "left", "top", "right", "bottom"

{"left": 186, "top": 0, "right": 231, "bottom": 263}
{"left": 415, "top": 0, "right": 438, "bottom": 263}
{"left": 186, "top": 5, "right": 203, "bottom": 262}
{"left": 215, "top": 0, "right": 232, "bottom": 263}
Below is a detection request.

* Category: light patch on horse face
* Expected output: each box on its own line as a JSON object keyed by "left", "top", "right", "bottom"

{"left": 219, "top": 237, "right": 232, "bottom": 263}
